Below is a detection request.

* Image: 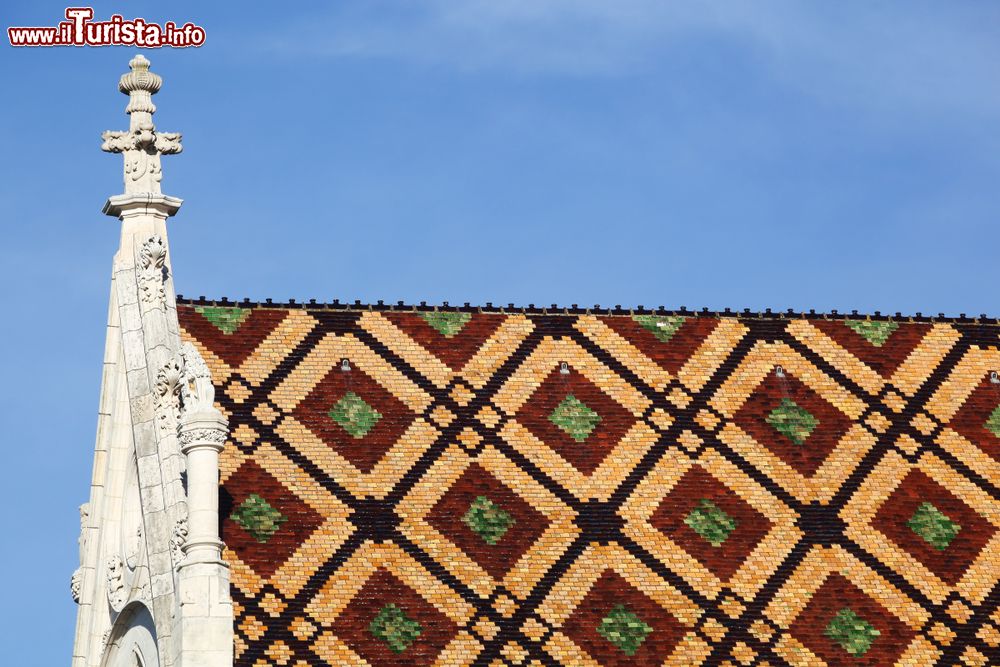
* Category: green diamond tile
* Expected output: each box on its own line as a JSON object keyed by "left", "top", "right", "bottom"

{"left": 824, "top": 608, "right": 880, "bottom": 657}
{"left": 230, "top": 493, "right": 287, "bottom": 543}
{"left": 549, "top": 394, "right": 602, "bottom": 442}
{"left": 907, "top": 501, "right": 961, "bottom": 551}
{"left": 421, "top": 312, "right": 471, "bottom": 337}
{"left": 369, "top": 604, "right": 422, "bottom": 654}
{"left": 462, "top": 496, "right": 516, "bottom": 545}
{"left": 195, "top": 306, "right": 250, "bottom": 334}
{"left": 684, "top": 499, "right": 738, "bottom": 547}
{"left": 597, "top": 604, "right": 653, "bottom": 656}
{"left": 766, "top": 398, "right": 818, "bottom": 445}
{"left": 633, "top": 315, "right": 686, "bottom": 343}
{"left": 845, "top": 320, "right": 899, "bottom": 347}
{"left": 985, "top": 405, "right": 1000, "bottom": 438}
{"left": 328, "top": 392, "right": 383, "bottom": 439}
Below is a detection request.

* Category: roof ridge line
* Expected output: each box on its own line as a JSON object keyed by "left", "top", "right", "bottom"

{"left": 175, "top": 296, "right": 1000, "bottom": 324}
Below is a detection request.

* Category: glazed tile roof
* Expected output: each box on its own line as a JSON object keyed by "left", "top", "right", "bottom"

{"left": 177, "top": 298, "right": 1000, "bottom": 666}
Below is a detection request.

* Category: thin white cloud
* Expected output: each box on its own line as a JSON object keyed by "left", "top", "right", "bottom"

{"left": 254, "top": 1, "right": 1000, "bottom": 117}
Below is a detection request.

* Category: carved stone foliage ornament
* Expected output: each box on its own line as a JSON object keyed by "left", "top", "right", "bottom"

{"left": 106, "top": 554, "right": 127, "bottom": 612}
{"left": 79, "top": 503, "right": 90, "bottom": 557}
{"left": 99, "top": 466, "right": 147, "bottom": 614}
{"left": 72, "top": 502, "right": 90, "bottom": 604}
{"left": 179, "top": 342, "right": 215, "bottom": 414}
{"left": 155, "top": 343, "right": 223, "bottom": 445}
{"left": 170, "top": 516, "right": 188, "bottom": 567}
{"left": 101, "top": 126, "right": 181, "bottom": 155}
{"left": 138, "top": 235, "right": 168, "bottom": 307}
{"left": 71, "top": 568, "right": 83, "bottom": 604}
{"left": 154, "top": 356, "right": 183, "bottom": 438}
{"left": 178, "top": 427, "right": 228, "bottom": 446}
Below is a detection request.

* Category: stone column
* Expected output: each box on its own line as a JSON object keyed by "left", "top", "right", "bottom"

{"left": 177, "top": 412, "right": 227, "bottom": 564}
{"left": 173, "top": 345, "right": 233, "bottom": 666}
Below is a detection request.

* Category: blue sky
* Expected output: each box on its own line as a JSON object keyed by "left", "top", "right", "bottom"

{"left": 1, "top": 1, "right": 998, "bottom": 662}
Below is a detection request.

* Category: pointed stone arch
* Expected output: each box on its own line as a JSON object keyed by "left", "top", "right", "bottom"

{"left": 100, "top": 602, "right": 159, "bottom": 667}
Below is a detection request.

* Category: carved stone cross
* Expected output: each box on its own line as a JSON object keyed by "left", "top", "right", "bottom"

{"left": 101, "top": 55, "right": 181, "bottom": 195}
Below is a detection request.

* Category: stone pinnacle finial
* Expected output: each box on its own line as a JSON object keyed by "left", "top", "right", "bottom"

{"left": 119, "top": 54, "right": 162, "bottom": 116}
{"left": 102, "top": 55, "right": 182, "bottom": 198}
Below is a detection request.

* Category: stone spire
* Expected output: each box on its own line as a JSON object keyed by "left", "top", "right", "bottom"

{"left": 74, "top": 55, "right": 234, "bottom": 667}
{"left": 101, "top": 55, "right": 183, "bottom": 214}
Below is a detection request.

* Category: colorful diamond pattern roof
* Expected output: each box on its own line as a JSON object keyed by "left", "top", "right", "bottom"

{"left": 177, "top": 301, "right": 1000, "bottom": 666}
